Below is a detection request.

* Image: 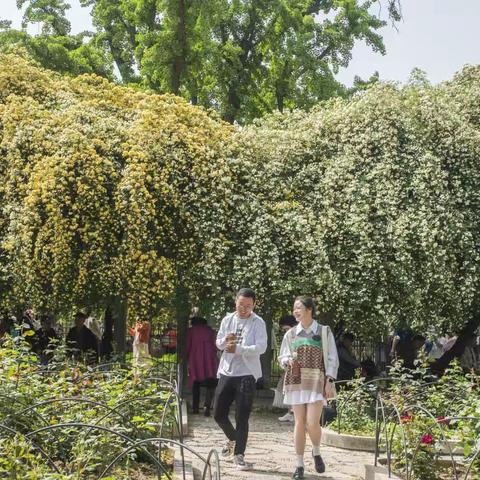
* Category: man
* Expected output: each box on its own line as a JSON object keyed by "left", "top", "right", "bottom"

{"left": 214, "top": 288, "right": 268, "bottom": 471}
{"left": 66, "top": 312, "right": 99, "bottom": 362}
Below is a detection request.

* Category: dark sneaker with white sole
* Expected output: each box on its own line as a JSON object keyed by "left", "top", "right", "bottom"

{"left": 221, "top": 440, "right": 235, "bottom": 459}
{"left": 292, "top": 466, "right": 305, "bottom": 479}
{"left": 233, "top": 454, "right": 252, "bottom": 470}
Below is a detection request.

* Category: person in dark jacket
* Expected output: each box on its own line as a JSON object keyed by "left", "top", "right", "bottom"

{"left": 36, "top": 315, "right": 58, "bottom": 364}
{"left": 336, "top": 333, "right": 361, "bottom": 383}
{"left": 66, "top": 312, "right": 98, "bottom": 361}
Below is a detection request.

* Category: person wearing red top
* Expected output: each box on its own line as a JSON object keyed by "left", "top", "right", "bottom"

{"left": 128, "top": 320, "right": 151, "bottom": 369}
{"left": 186, "top": 316, "right": 219, "bottom": 416}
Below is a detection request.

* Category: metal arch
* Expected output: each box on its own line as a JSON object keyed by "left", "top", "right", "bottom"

{"left": 0, "top": 395, "right": 60, "bottom": 442}
{"left": 463, "top": 445, "right": 480, "bottom": 480}
{"left": 384, "top": 401, "right": 411, "bottom": 479}
{"left": 158, "top": 388, "right": 185, "bottom": 480}
{"left": 334, "top": 377, "right": 434, "bottom": 434}
{"left": 334, "top": 378, "right": 381, "bottom": 433}
{"left": 0, "top": 423, "right": 60, "bottom": 473}
{"left": 403, "top": 403, "right": 459, "bottom": 480}
{"left": 145, "top": 375, "right": 176, "bottom": 390}
{"left": 94, "top": 393, "right": 177, "bottom": 434}
{"left": 24, "top": 422, "right": 167, "bottom": 476}
{"left": 374, "top": 393, "right": 390, "bottom": 468}
{"left": 202, "top": 447, "right": 221, "bottom": 480}
{"left": 97, "top": 437, "right": 218, "bottom": 480}
{"left": 11, "top": 397, "right": 141, "bottom": 437}
{"left": 91, "top": 362, "right": 131, "bottom": 372}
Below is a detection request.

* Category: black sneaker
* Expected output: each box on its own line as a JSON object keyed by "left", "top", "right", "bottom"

{"left": 292, "top": 466, "right": 305, "bottom": 479}
{"left": 313, "top": 451, "right": 325, "bottom": 473}
{"left": 204, "top": 406, "right": 211, "bottom": 417}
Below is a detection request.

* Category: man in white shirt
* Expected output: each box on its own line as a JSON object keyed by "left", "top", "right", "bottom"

{"left": 213, "top": 288, "right": 268, "bottom": 471}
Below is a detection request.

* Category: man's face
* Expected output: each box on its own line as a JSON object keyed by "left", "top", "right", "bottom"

{"left": 236, "top": 295, "right": 255, "bottom": 319}
{"left": 75, "top": 317, "right": 85, "bottom": 328}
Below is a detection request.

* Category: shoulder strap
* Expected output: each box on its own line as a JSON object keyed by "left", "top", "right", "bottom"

{"left": 322, "top": 325, "right": 329, "bottom": 371}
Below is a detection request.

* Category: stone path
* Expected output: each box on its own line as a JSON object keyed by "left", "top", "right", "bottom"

{"left": 183, "top": 408, "right": 373, "bottom": 480}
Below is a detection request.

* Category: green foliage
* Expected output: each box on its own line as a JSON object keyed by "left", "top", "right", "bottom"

{"left": 0, "top": 53, "right": 479, "bottom": 336}
{"left": 334, "top": 378, "right": 377, "bottom": 436}
{"left": 82, "top": 0, "right": 400, "bottom": 123}
{"left": 0, "top": 334, "right": 176, "bottom": 478}
{"left": 0, "top": 1, "right": 112, "bottom": 79}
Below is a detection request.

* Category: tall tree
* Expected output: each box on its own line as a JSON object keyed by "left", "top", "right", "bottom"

{"left": 17, "top": 0, "right": 71, "bottom": 36}
{"left": 1, "top": 1, "right": 113, "bottom": 78}
{"left": 83, "top": 0, "right": 401, "bottom": 123}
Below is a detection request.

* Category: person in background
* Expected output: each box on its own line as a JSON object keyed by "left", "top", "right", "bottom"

{"left": 214, "top": 287, "right": 268, "bottom": 471}
{"left": 394, "top": 334, "right": 426, "bottom": 370}
{"left": 162, "top": 323, "right": 177, "bottom": 354}
{"left": 21, "top": 308, "right": 38, "bottom": 350}
{"left": 128, "top": 319, "right": 151, "bottom": 370}
{"left": 100, "top": 308, "right": 114, "bottom": 359}
{"left": 186, "top": 316, "right": 219, "bottom": 417}
{"left": 442, "top": 332, "right": 458, "bottom": 353}
{"left": 279, "top": 296, "right": 339, "bottom": 479}
{"left": 275, "top": 315, "right": 298, "bottom": 423}
{"left": 336, "top": 332, "right": 361, "bottom": 384}
{"left": 460, "top": 334, "right": 479, "bottom": 374}
{"left": 66, "top": 312, "right": 99, "bottom": 362}
{"left": 360, "top": 358, "right": 379, "bottom": 382}
{"left": 36, "top": 315, "right": 58, "bottom": 364}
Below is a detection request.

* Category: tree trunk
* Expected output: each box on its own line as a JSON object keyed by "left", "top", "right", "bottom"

{"left": 112, "top": 297, "right": 128, "bottom": 358}
{"left": 260, "top": 296, "right": 273, "bottom": 389}
{"left": 171, "top": 0, "right": 187, "bottom": 95}
{"left": 223, "top": 85, "right": 241, "bottom": 124}
{"left": 174, "top": 282, "right": 190, "bottom": 395}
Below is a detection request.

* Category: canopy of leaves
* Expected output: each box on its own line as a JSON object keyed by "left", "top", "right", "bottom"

{"left": 0, "top": 54, "right": 479, "bottom": 337}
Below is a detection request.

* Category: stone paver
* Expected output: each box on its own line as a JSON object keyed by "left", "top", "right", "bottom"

{"left": 184, "top": 409, "right": 373, "bottom": 479}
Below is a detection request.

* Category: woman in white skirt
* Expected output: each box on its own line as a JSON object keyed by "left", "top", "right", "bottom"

{"left": 278, "top": 296, "right": 339, "bottom": 479}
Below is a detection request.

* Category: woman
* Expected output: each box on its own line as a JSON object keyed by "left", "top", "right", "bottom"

{"left": 128, "top": 320, "right": 151, "bottom": 370}
{"left": 279, "top": 297, "right": 339, "bottom": 479}
{"left": 186, "top": 316, "right": 219, "bottom": 416}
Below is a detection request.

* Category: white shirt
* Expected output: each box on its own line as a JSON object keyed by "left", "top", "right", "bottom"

{"left": 216, "top": 312, "right": 268, "bottom": 380}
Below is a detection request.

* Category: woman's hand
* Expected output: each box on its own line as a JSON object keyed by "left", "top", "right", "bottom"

{"left": 324, "top": 377, "right": 336, "bottom": 399}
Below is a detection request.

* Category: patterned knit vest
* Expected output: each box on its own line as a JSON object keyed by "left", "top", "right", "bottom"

{"left": 283, "top": 328, "right": 326, "bottom": 395}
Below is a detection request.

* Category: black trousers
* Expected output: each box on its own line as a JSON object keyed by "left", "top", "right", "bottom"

{"left": 213, "top": 374, "right": 255, "bottom": 456}
{"left": 192, "top": 378, "right": 217, "bottom": 412}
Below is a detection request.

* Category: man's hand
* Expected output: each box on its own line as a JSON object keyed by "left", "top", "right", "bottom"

{"left": 225, "top": 341, "right": 237, "bottom": 353}
{"left": 226, "top": 333, "right": 236, "bottom": 343}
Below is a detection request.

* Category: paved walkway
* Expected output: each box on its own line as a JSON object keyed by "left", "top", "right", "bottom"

{"left": 184, "top": 408, "right": 373, "bottom": 480}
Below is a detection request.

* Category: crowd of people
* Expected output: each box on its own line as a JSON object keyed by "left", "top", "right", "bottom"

{"left": 0, "top": 308, "right": 177, "bottom": 368}
{"left": 2, "top": 291, "right": 479, "bottom": 479}
{"left": 186, "top": 289, "right": 480, "bottom": 478}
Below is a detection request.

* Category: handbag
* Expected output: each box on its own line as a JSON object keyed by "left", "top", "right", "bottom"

{"left": 322, "top": 325, "right": 337, "bottom": 401}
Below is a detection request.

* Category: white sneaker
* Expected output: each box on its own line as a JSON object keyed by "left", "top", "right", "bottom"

{"left": 234, "top": 454, "right": 252, "bottom": 470}
{"left": 278, "top": 412, "right": 294, "bottom": 422}
{"left": 221, "top": 440, "right": 235, "bottom": 459}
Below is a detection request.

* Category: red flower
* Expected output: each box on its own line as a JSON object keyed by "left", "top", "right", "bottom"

{"left": 436, "top": 416, "right": 450, "bottom": 426}
{"left": 400, "top": 414, "right": 413, "bottom": 423}
{"left": 421, "top": 434, "right": 434, "bottom": 445}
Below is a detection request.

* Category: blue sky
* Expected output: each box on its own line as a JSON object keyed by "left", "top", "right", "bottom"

{"left": 2, "top": 0, "right": 479, "bottom": 86}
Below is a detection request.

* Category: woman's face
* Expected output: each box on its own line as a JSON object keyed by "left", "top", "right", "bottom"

{"left": 293, "top": 300, "right": 311, "bottom": 323}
